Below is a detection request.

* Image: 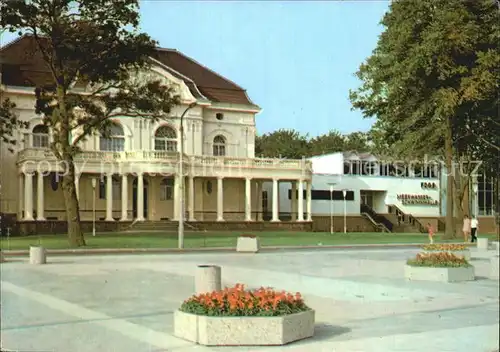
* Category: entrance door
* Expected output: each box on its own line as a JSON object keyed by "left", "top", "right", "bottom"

{"left": 360, "top": 190, "right": 374, "bottom": 209}
{"left": 132, "top": 178, "right": 149, "bottom": 219}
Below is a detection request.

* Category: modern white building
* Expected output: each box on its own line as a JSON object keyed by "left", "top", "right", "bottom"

{"left": 263, "top": 151, "right": 498, "bottom": 233}
{"left": 0, "top": 35, "right": 314, "bottom": 234}
{"left": 264, "top": 151, "right": 440, "bottom": 216}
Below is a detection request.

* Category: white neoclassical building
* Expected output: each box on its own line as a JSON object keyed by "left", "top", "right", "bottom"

{"left": 0, "top": 35, "right": 313, "bottom": 233}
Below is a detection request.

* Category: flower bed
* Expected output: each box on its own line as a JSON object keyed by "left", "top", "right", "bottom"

{"left": 421, "top": 244, "right": 467, "bottom": 251}
{"left": 174, "top": 284, "right": 315, "bottom": 345}
{"left": 421, "top": 244, "right": 470, "bottom": 260}
{"left": 237, "top": 235, "right": 259, "bottom": 253}
{"left": 405, "top": 252, "right": 474, "bottom": 282}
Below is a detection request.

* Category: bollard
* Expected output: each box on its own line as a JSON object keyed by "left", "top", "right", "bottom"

{"left": 477, "top": 238, "right": 489, "bottom": 251}
{"left": 195, "top": 265, "right": 221, "bottom": 294}
{"left": 29, "top": 246, "right": 47, "bottom": 264}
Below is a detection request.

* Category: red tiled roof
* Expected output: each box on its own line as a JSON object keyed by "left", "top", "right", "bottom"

{"left": 1, "top": 35, "right": 256, "bottom": 106}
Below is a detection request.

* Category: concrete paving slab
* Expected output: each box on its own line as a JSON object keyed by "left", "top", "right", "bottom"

{"left": 1, "top": 248, "right": 499, "bottom": 351}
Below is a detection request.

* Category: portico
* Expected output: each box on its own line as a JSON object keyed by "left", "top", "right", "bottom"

{"left": 17, "top": 149, "right": 313, "bottom": 223}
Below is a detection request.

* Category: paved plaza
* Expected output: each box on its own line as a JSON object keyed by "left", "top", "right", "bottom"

{"left": 1, "top": 247, "right": 499, "bottom": 351}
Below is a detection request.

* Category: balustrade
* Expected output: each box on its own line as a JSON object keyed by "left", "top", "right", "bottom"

{"left": 17, "top": 148, "right": 312, "bottom": 171}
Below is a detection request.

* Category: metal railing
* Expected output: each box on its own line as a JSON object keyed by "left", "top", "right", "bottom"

{"left": 360, "top": 203, "right": 393, "bottom": 232}
{"left": 387, "top": 204, "right": 427, "bottom": 233}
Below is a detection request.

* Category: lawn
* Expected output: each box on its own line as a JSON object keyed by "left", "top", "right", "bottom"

{"left": 1, "top": 231, "right": 496, "bottom": 251}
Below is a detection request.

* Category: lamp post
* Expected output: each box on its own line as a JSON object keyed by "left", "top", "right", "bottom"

{"left": 91, "top": 177, "right": 96, "bottom": 236}
{"left": 473, "top": 181, "right": 478, "bottom": 217}
{"left": 342, "top": 189, "right": 347, "bottom": 234}
{"left": 177, "top": 101, "right": 197, "bottom": 249}
{"left": 327, "top": 183, "right": 336, "bottom": 234}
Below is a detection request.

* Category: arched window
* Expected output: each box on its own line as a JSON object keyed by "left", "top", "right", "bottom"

{"left": 160, "top": 178, "right": 174, "bottom": 200}
{"left": 155, "top": 126, "right": 177, "bottom": 152}
{"left": 99, "top": 123, "right": 125, "bottom": 151}
{"left": 32, "top": 125, "right": 49, "bottom": 148}
{"left": 213, "top": 135, "right": 226, "bottom": 156}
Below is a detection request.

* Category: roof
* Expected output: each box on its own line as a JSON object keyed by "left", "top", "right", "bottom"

{"left": 0, "top": 35, "right": 256, "bottom": 106}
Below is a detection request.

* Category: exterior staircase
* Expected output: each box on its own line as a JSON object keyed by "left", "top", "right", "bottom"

{"left": 387, "top": 205, "right": 427, "bottom": 233}
{"left": 360, "top": 204, "right": 393, "bottom": 233}
{"left": 125, "top": 220, "right": 200, "bottom": 233}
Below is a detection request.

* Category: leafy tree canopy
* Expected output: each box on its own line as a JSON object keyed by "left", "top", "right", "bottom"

{"left": 350, "top": 0, "right": 499, "bottom": 165}
{"left": 1, "top": 0, "right": 181, "bottom": 246}
{"left": 255, "top": 129, "right": 371, "bottom": 158}
{"left": 0, "top": 96, "right": 29, "bottom": 152}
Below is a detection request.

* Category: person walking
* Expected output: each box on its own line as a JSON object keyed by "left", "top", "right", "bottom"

{"left": 470, "top": 216, "right": 479, "bottom": 243}
{"left": 427, "top": 223, "right": 434, "bottom": 244}
{"left": 462, "top": 215, "right": 471, "bottom": 242}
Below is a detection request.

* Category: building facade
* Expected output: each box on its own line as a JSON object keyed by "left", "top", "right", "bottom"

{"left": 0, "top": 36, "right": 313, "bottom": 231}
{"left": 263, "top": 152, "right": 498, "bottom": 233}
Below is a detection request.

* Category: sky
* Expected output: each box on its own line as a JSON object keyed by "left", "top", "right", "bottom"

{"left": 1, "top": 0, "right": 390, "bottom": 137}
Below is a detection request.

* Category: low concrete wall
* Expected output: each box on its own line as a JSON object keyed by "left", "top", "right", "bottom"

{"left": 15, "top": 220, "right": 312, "bottom": 235}
{"left": 174, "top": 310, "right": 315, "bottom": 345}
{"left": 189, "top": 221, "right": 313, "bottom": 232}
{"left": 417, "top": 216, "right": 498, "bottom": 235}
{"left": 17, "top": 220, "right": 133, "bottom": 236}
{"left": 404, "top": 265, "right": 475, "bottom": 282}
{"left": 311, "top": 216, "right": 378, "bottom": 232}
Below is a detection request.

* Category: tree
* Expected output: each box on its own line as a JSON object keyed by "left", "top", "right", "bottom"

{"left": 344, "top": 131, "right": 371, "bottom": 153}
{"left": 0, "top": 96, "right": 29, "bottom": 152}
{"left": 308, "top": 130, "right": 345, "bottom": 156}
{"left": 1, "top": 0, "right": 180, "bottom": 246}
{"left": 350, "top": 0, "right": 499, "bottom": 238}
{"left": 255, "top": 129, "right": 310, "bottom": 159}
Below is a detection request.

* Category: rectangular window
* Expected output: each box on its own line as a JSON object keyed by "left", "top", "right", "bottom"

{"left": 99, "top": 179, "right": 105, "bottom": 199}
{"left": 262, "top": 191, "right": 268, "bottom": 210}
{"left": 100, "top": 137, "right": 125, "bottom": 151}
{"left": 288, "top": 189, "right": 355, "bottom": 201}
{"left": 160, "top": 186, "right": 173, "bottom": 201}
{"left": 351, "top": 161, "right": 360, "bottom": 175}
{"left": 343, "top": 162, "right": 351, "bottom": 175}
{"left": 33, "top": 134, "right": 49, "bottom": 148}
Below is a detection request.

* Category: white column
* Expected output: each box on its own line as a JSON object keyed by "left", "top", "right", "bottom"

{"left": 137, "top": 173, "right": 145, "bottom": 221}
{"left": 18, "top": 174, "right": 24, "bottom": 218}
{"left": 216, "top": 177, "right": 224, "bottom": 221}
{"left": 306, "top": 181, "right": 312, "bottom": 221}
{"left": 188, "top": 176, "right": 195, "bottom": 221}
{"left": 291, "top": 182, "right": 297, "bottom": 221}
{"left": 24, "top": 172, "right": 34, "bottom": 221}
{"left": 297, "top": 180, "right": 304, "bottom": 221}
{"left": 245, "top": 177, "right": 252, "bottom": 221}
{"left": 271, "top": 178, "right": 280, "bottom": 222}
{"left": 36, "top": 172, "right": 45, "bottom": 221}
{"left": 120, "top": 174, "right": 128, "bottom": 221}
{"left": 74, "top": 173, "right": 80, "bottom": 201}
{"left": 105, "top": 174, "right": 114, "bottom": 221}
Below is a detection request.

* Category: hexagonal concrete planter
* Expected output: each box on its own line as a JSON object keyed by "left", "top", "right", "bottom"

{"left": 491, "top": 256, "right": 499, "bottom": 280}
{"left": 404, "top": 265, "right": 475, "bottom": 282}
{"left": 423, "top": 250, "right": 471, "bottom": 260}
{"left": 174, "top": 310, "right": 315, "bottom": 345}
{"left": 236, "top": 236, "right": 260, "bottom": 253}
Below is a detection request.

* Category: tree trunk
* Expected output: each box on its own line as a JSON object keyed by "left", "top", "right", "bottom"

{"left": 453, "top": 168, "right": 469, "bottom": 232}
{"left": 443, "top": 118, "right": 455, "bottom": 239}
{"left": 61, "top": 156, "right": 85, "bottom": 247}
